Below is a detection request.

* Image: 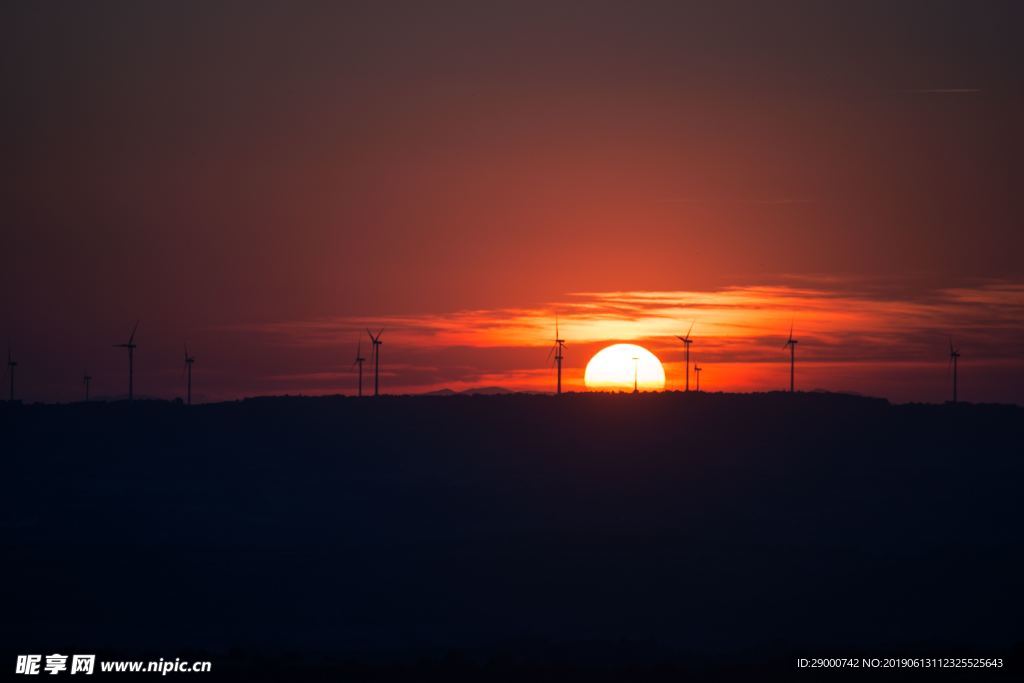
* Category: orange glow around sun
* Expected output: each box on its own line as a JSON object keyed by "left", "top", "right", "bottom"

{"left": 231, "top": 282, "right": 1024, "bottom": 402}
{"left": 584, "top": 344, "right": 666, "bottom": 391}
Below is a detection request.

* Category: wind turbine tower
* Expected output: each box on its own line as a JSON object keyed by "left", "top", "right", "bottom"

{"left": 6, "top": 347, "right": 16, "bottom": 402}
{"left": 949, "top": 340, "right": 961, "bottom": 403}
{"left": 83, "top": 372, "right": 92, "bottom": 401}
{"left": 694, "top": 363, "right": 702, "bottom": 392}
{"left": 784, "top": 322, "right": 798, "bottom": 393}
{"left": 183, "top": 345, "right": 195, "bottom": 406}
{"left": 676, "top": 321, "right": 695, "bottom": 391}
{"left": 367, "top": 329, "right": 383, "bottom": 397}
{"left": 114, "top": 321, "right": 139, "bottom": 401}
{"left": 632, "top": 354, "right": 639, "bottom": 394}
{"left": 548, "top": 316, "right": 566, "bottom": 395}
{"left": 353, "top": 339, "right": 366, "bottom": 397}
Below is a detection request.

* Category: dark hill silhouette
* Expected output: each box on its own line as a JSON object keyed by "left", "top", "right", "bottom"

{"left": 2, "top": 392, "right": 1022, "bottom": 680}
{"left": 422, "top": 387, "right": 459, "bottom": 396}
{"left": 423, "top": 386, "right": 515, "bottom": 396}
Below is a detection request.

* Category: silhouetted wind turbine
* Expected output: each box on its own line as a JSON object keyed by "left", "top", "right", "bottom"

{"left": 676, "top": 320, "right": 695, "bottom": 391}
{"left": 183, "top": 344, "right": 195, "bottom": 406}
{"left": 83, "top": 372, "right": 92, "bottom": 401}
{"left": 6, "top": 346, "right": 16, "bottom": 402}
{"left": 367, "top": 329, "right": 383, "bottom": 397}
{"left": 694, "top": 362, "right": 702, "bottom": 392}
{"left": 783, "top": 322, "right": 798, "bottom": 393}
{"left": 114, "top": 321, "right": 138, "bottom": 401}
{"left": 626, "top": 352, "right": 634, "bottom": 395}
{"left": 352, "top": 339, "right": 366, "bottom": 397}
{"left": 949, "top": 339, "right": 961, "bottom": 404}
{"left": 547, "top": 315, "right": 566, "bottom": 395}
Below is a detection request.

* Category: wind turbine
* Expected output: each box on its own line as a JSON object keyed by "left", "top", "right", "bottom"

{"left": 6, "top": 346, "right": 16, "bottom": 402}
{"left": 547, "top": 315, "right": 566, "bottom": 395}
{"left": 367, "top": 329, "right": 383, "bottom": 396}
{"left": 676, "top": 320, "right": 695, "bottom": 392}
{"left": 113, "top": 321, "right": 138, "bottom": 401}
{"left": 783, "top": 322, "right": 798, "bottom": 393}
{"left": 632, "top": 354, "right": 639, "bottom": 394}
{"left": 352, "top": 339, "right": 366, "bottom": 397}
{"left": 949, "top": 339, "right": 961, "bottom": 404}
{"left": 694, "top": 362, "right": 702, "bottom": 392}
{"left": 183, "top": 344, "right": 195, "bottom": 406}
{"left": 83, "top": 372, "right": 92, "bottom": 401}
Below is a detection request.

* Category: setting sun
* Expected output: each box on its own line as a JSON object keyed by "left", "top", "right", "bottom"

{"left": 584, "top": 343, "right": 666, "bottom": 391}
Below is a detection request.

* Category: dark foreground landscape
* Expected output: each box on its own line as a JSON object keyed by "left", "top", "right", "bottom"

{"left": 3, "top": 393, "right": 1023, "bottom": 680}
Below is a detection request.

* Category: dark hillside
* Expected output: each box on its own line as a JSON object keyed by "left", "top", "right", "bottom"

{"left": 3, "top": 393, "right": 1022, "bottom": 679}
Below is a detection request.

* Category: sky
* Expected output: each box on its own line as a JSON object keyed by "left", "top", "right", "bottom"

{"left": 2, "top": 1, "right": 1022, "bottom": 403}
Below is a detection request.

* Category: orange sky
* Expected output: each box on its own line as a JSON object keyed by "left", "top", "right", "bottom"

{"left": 224, "top": 280, "right": 1024, "bottom": 403}
{"left": 2, "top": 3, "right": 1022, "bottom": 404}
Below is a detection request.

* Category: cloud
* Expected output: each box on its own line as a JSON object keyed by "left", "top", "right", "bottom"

{"left": 657, "top": 198, "right": 816, "bottom": 205}
{"left": 903, "top": 88, "right": 982, "bottom": 94}
{"left": 224, "top": 280, "right": 1024, "bottom": 399}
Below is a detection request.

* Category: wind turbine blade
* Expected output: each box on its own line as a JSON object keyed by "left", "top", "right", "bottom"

{"left": 686, "top": 319, "right": 695, "bottom": 339}
{"left": 367, "top": 328, "right": 375, "bottom": 341}
{"left": 129, "top": 320, "right": 139, "bottom": 344}
{"left": 547, "top": 344, "right": 555, "bottom": 362}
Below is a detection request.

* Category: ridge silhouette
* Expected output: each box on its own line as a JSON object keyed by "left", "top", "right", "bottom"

{"left": 3, "top": 392, "right": 1022, "bottom": 679}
